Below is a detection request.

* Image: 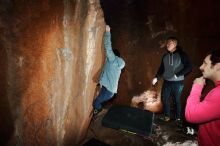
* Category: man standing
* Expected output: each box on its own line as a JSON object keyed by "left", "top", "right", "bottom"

{"left": 93, "top": 25, "right": 125, "bottom": 116}
{"left": 185, "top": 50, "right": 220, "bottom": 146}
{"left": 152, "top": 37, "right": 192, "bottom": 122}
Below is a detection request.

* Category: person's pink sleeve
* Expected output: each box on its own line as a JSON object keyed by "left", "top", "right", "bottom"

{"left": 185, "top": 84, "right": 220, "bottom": 123}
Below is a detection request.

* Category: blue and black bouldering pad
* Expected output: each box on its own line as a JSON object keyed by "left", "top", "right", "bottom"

{"left": 102, "top": 104, "right": 154, "bottom": 136}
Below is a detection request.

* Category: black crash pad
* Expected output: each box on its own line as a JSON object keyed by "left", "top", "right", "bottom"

{"left": 83, "top": 138, "right": 111, "bottom": 146}
{"left": 102, "top": 105, "right": 154, "bottom": 136}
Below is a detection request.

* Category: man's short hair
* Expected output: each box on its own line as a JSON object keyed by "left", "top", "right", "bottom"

{"left": 167, "top": 36, "right": 178, "bottom": 43}
{"left": 210, "top": 49, "right": 220, "bottom": 66}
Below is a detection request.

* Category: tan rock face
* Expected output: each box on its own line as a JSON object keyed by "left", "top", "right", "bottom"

{"left": 0, "top": 0, "right": 104, "bottom": 145}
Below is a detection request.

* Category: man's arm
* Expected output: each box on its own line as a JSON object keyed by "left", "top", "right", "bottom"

{"left": 155, "top": 55, "right": 165, "bottom": 80}
{"left": 185, "top": 77, "right": 220, "bottom": 123}
{"left": 104, "top": 25, "right": 116, "bottom": 61}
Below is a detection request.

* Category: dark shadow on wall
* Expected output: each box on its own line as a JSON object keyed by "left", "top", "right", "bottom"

{"left": 0, "top": 47, "right": 14, "bottom": 146}
{"left": 0, "top": 1, "right": 16, "bottom": 145}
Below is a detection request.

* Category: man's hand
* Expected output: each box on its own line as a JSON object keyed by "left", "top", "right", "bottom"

{"left": 106, "top": 25, "right": 110, "bottom": 32}
{"left": 194, "top": 76, "right": 206, "bottom": 85}
{"left": 152, "top": 78, "right": 158, "bottom": 85}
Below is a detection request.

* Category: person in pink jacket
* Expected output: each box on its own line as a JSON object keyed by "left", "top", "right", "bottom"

{"left": 185, "top": 49, "right": 220, "bottom": 146}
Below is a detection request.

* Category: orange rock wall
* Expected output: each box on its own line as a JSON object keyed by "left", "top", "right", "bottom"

{"left": 0, "top": 0, "right": 104, "bottom": 145}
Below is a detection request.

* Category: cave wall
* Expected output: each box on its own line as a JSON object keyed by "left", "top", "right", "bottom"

{"left": 0, "top": 0, "right": 105, "bottom": 145}
{"left": 100, "top": 0, "right": 220, "bottom": 106}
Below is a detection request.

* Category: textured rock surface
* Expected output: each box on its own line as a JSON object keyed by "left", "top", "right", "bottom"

{"left": 0, "top": 0, "right": 104, "bottom": 145}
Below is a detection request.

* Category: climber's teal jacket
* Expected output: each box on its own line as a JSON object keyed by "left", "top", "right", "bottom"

{"left": 99, "top": 32, "right": 125, "bottom": 93}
